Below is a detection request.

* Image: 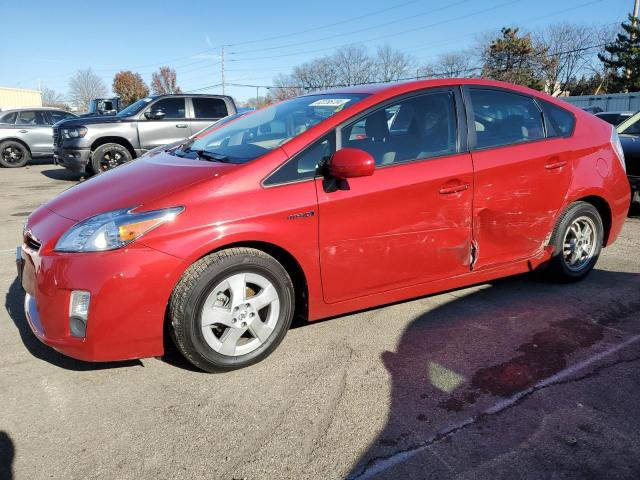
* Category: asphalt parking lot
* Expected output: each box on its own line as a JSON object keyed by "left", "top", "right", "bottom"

{"left": 1, "top": 161, "right": 640, "bottom": 480}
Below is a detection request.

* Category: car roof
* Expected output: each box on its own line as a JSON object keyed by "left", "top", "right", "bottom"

{"left": 0, "top": 107, "right": 68, "bottom": 112}
{"left": 310, "top": 78, "right": 560, "bottom": 101}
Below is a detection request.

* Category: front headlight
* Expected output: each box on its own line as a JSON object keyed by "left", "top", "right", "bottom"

{"left": 55, "top": 206, "right": 184, "bottom": 252}
{"left": 61, "top": 127, "right": 88, "bottom": 139}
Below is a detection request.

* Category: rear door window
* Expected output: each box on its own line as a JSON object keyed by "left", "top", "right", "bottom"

{"left": 16, "top": 110, "right": 48, "bottom": 125}
{"left": 149, "top": 98, "right": 186, "bottom": 119}
{"left": 192, "top": 98, "right": 228, "bottom": 119}
{"left": 469, "top": 89, "right": 544, "bottom": 149}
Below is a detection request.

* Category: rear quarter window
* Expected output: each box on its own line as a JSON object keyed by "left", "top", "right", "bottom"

{"left": 540, "top": 100, "right": 575, "bottom": 138}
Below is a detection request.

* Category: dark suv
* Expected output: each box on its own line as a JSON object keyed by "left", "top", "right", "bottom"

{"left": 53, "top": 94, "right": 236, "bottom": 174}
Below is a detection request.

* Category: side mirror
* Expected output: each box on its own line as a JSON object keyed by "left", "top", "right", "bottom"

{"left": 329, "top": 148, "right": 375, "bottom": 179}
{"left": 145, "top": 109, "right": 165, "bottom": 120}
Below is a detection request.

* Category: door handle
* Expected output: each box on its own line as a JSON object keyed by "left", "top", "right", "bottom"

{"left": 439, "top": 183, "right": 469, "bottom": 195}
{"left": 176, "top": 124, "right": 188, "bottom": 128}
{"left": 544, "top": 160, "right": 567, "bottom": 170}
{"left": 19, "top": 130, "right": 28, "bottom": 133}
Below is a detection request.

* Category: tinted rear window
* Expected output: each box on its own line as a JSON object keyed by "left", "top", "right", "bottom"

{"left": 193, "top": 98, "right": 228, "bottom": 119}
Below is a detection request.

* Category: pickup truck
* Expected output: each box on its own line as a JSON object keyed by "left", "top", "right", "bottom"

{"left": 0, "top": 107, "right": 77, "bottom": 167}
{"left": 53, "top": 94, "right": 236, "bottom": 174}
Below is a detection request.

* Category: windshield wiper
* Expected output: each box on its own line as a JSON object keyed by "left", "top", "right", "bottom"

{"left": 194, "top": 150, "right": 230, "bottom": 162}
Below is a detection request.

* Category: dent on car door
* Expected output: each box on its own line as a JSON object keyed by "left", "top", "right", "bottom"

{"left": 137, "top": 97, "right": 189, "bottom": 150}
{"left": 16, "top": 110, "right": 53, "bottom": 154}
{"left": 466, "top": 88, "right": 573, "bottom": 269}
{"left": 316, "top": 89, "right": 474, "bottom": 304}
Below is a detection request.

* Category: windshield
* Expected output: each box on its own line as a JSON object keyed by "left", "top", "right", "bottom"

{"left": 178, "top": 93, "right": 368, "bottom": 163}
{"left": 617, "top": 111, "right": 640, "bottom": 135}
{"left": 118, "top": 97, "right": 154, "bottom": 117}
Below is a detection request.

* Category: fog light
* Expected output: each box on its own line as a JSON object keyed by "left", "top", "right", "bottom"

{"left": 69, "top": 290, "right": 90, "bottom": 338}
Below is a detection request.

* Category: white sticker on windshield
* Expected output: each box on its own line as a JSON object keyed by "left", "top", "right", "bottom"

{"left": 309, "top": 98, "right": 351, "bottom": 107}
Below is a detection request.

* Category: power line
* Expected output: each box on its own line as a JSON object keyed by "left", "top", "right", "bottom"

{"left": 224, "top": 0, "right": 423, "bottom": 47}
{"left": 229, "top": 0, "right": 473, "bottom": 55}
{"left": 228, "top": 0, "right": 526, "bottom": 62}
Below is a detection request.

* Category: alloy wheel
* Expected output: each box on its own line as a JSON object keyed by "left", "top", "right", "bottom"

{"left": 562, "top": 215, "right": 597, "bottom": 272}
{"left": 200, "top": 272, "right": 280, "bottom": 357}
{"left": 100, "top": 150, "right": 123, "bottom": 171}
{"left": 2, "top": 146, "right": 23, "bottom": 165}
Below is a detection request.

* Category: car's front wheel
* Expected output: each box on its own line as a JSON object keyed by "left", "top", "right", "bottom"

{"left": 90, "top": 143, "right": 132, "bottom": 173}
{"left": 170, "top": 248, "right": 295, "bottom": 372}
{"left": 546, "top": 201, "right": 603, "bottom": 282}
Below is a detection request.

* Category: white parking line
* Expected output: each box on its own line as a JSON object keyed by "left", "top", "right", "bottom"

{"left": 352, "top": 334, "right": 640, "bottom": 480}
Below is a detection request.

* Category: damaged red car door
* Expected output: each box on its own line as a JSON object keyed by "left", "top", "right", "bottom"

{"left": 466, "top": 87, "right": 573, "bottom": 269}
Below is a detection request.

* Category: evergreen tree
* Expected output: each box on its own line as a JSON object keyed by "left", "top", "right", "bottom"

{"left": 481, "top": 27, "right": 552, "bottom": 90}
{"left": 598, "top": 15, "right": 640, "bottom": 92}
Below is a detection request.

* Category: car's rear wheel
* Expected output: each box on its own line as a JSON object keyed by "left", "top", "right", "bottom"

{"left": 0, "top": 141, "right": 30, "bottom": 168}
{"left": 546, "top": 201, "right": 603, "bottom": 282}
{"left": 170, "top": 248, "right": 295, "bottom": 372}
{"left": 90, "top": 143, "right": 132, "bottom": 173}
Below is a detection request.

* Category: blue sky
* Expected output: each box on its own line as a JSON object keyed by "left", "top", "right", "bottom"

{"left": 0, "top": 0, "right": 632, "bottom": 103}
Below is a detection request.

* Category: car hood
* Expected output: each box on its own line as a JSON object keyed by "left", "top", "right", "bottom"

{"left": 44, "top": 153, "right": 238, "bottom": 221}
{"left": 54, "top": 115, "right": 133, "bottom": 127}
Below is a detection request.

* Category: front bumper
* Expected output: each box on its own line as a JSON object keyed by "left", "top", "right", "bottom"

{"left": 19, "top": 240, "right": 185, "bottom": 362}
{"left": 53, "top": 147, "right": 91, "bottom": 172}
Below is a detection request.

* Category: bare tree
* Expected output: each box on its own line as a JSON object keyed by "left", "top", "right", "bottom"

{"left": 534, "top": 23, "right": 595, "bottom": 96}
{"left": 292, "top": 57, "right": 339, "bottom": 91}
{"left": 269, "top": 73, "right": 304, "bottom": 101}
{"left": 41, "top": 87, "right": 69, "bottom": 110}
{"left": 68, "top": 69, "right": 107, "bottom": 111}
{"left": 332, "top": 45, "right": 375, "bottom": 86}
{"left": 420, "top": 51, "right": 477, "bottom": 78}
{"left": 151, "top": 66, "right": 181, "bottom": 95}
{"left": 375, "top": 45, "right": 413, "bottom": 82}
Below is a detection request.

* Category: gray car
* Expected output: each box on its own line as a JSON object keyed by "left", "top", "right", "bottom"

{"left": 53, "top": 94, "right": 236, "bottom": 174}
{"left": 0, "top": 108, "right": 77, "bottom": 167}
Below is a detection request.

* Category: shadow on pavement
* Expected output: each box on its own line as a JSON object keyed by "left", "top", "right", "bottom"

{"left": 0, "top": 431, "right": 14, "bottom": 480}
{"left": 4, "top": 277, "right": 141, "bottom": 371}
{"left": 39, "top": 168, "right": 84, "bottom": 182}
{"left": 348, "top": 269, "right": 640, "bottom": 479}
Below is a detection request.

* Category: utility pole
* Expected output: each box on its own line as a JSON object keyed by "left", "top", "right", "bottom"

{"left": 221, "top": 46, "right": 226, "bottom": 95}
{"left": 256, "top": 86, "right": 259, "bottom": 107}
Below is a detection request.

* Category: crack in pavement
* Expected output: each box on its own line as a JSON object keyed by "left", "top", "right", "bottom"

{"left": 348, "top": 336, "right": 640, "bottom": 480}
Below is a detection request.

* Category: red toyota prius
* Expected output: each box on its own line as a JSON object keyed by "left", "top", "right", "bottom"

{"left": 18, "top": 79, "right": 630, "bottom": 372}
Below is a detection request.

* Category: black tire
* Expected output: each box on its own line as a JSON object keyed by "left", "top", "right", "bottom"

{"left": 170, "top": 248, "right": 295, "bottom": 372}
{"left": 546, "top": 201, "right": 603, "bottom": 282}
{"left": 0, "top": 140, "right": 30, "bottom": 168}
{"left": 90, "top": 143, "right": 132, "bottom": 173}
